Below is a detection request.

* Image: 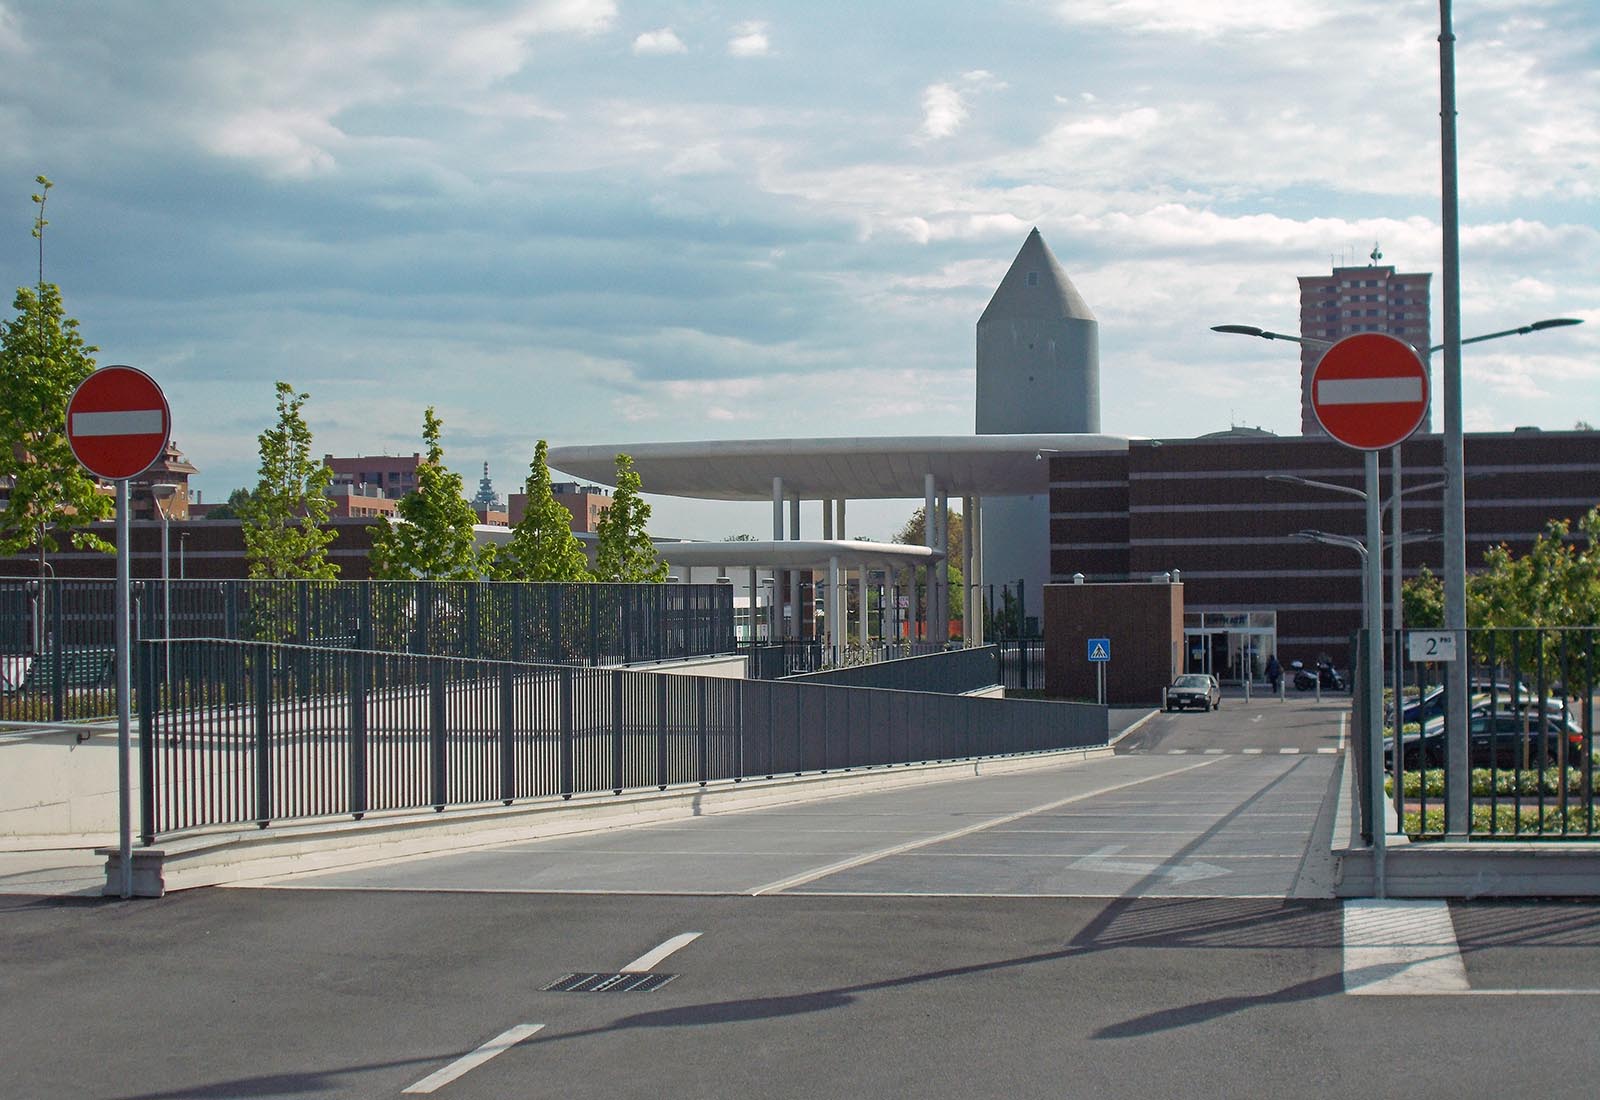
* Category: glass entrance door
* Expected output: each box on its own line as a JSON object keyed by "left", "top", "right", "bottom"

{"left": 1183, "top": 612, "right": 1277, "bottom": 686}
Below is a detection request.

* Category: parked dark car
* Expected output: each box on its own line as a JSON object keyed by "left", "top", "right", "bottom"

{"left": 1385, "top": 709, "right": 1586, "bottom": 771}
{"left": 1165, "top": 673, "right": 1220, "bottom": 712}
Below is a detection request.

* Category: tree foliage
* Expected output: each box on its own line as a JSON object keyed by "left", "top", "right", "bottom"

{"left": 492, "top": 440, "right": 590, "bottom": 582}
{"left": 894, "top": 505, "right": 964, "bottom": 561}
{"left": 0, "top": 178, "right": 113, "bottom": 566}
{"left": 1402, "top": 508, "right": 1600, "bottom": 685}
{"left": 592, "top": 453, "right": 665, "bottom": 582}
{"left": 369, "top": 407, "right": 493, "bottom": 580}
{"left": 237, "top": 382, "right": 337, "bottom": 579}
{"left": 203, "top": 487, "right": 254, "bottom": 520}
{"left": 895, "top": 505, "right": 965, "bottom": 629}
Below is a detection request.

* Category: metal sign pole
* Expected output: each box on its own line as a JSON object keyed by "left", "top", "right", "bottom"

{"left": 115, "top": 479, "right": 132, "bottom": 899}
{"left": 1365, "top": 451, "right": 1386, "bottom": 898}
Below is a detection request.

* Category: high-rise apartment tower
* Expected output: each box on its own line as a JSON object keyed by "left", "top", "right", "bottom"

{"left": 1297, "top": 256, "right": 1432, "bottom": 435}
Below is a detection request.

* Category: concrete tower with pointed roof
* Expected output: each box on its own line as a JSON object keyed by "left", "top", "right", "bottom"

{"left": 976, "top": 227, "right": 1100, "bottom": 433}
{"left": 976, "top": 229, "right": 1101, "bottom": 628}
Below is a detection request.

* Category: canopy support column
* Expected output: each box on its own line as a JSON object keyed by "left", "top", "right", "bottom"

{"left": 970, "top": 495, "right": 984, "bottom": 645}
{"left": 788, "top": 496, "right": 800, "bottom": 639}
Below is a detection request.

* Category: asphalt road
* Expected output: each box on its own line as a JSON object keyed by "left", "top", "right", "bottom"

{"left": 9, "top": 694, "right": 1600, "bottom": 1098}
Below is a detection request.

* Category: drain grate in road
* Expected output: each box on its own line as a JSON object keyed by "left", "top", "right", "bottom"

{"left": 543, "top": 972, "right": 677, "bottom": 993}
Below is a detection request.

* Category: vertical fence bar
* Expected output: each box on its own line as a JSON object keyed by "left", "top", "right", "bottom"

{"left": 254, "top": 649, "right": 272, "bottom": 829}
{"left": 1580, "top": 633, "right": 1593, "bottom": 837}
{"left": 697, "top": 676, "right": 709, "bottom": 787}
{"left": 655, "top": 675, "right": 669, "bottom": 791}
{"left": 51, "top": 582, "right": 65, "bottom": 722}
{"left": 349, "top": 647, "right": 368, "bottom": 820}
{"left": 499, "top": 665, "right": 516, "bottom": 805}
{"left": 559, "top": 666, "right": 575, "bottom": 800}
{"left": 138, "top": 640, "right": 157, "bottom": 844}
{"left": 430, "top": 659, "right": 447, "bottom": 811}
{"left": 611, "top": 670, "right": 624, "bottom": 795}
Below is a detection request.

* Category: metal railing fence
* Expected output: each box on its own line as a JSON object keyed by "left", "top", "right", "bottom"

{"left": 994, "top": 638, "right": 1045, "bottom": 692}
{"left": 138, "top": 637, "right": 1108, "bottom": 841}
{"left": 785, "top": 646, "right": 1000, "bottom": 695}
{"left": 1382, "top": 625, "right": 1599, "bottom": 839}
{"left": 744, "top": 639, "right": 952, "bottom": 681}
{"left": 1, "top": 577, "right": 736, "bottom": 721}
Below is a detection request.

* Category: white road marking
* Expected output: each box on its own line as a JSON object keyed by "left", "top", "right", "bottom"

{"left": 1279, "top": 747, "right": 1300, "bottom": 755}
{"left": 747, "top": 757, "right": 1226, "bottom": 895}
{"left": 1251, "top": 715, "right": 1263, "bottom": 724}
{"left": 1204, "top": 748, "right": 1224, "bottom": 755}
{"left": 402, "top": 1023, "right": 545, "bottom": 1094}
{"left": 1317, "top": 747, "right": 1338, "bottom": 754}
{"left": 622, "top": 931, "right": 702, "bottom": 972}
{"left": 1068, "top": 844, "right": 1229, "bottom": 883}
{"left": 1338, "top": 713, "right": 1348, "bottom": 752}
{"left": 1343, "top": 900, "right": 1469, "bottom": 995}
{"left": 1167, "top": 749, "right": 1190, "bottom": 755}
{"left": 1242, "top": 748, "right": 1264, "bottom": 755}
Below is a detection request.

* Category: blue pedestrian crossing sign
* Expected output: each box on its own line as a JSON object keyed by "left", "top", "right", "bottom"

{"left": 1087, "top": 637, "right": 1111, "bottom": 662}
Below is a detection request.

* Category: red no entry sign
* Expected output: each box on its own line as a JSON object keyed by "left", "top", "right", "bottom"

{"left": 66, "top": 365, "right": 171, "bottom": 480}
{"left": 1310, "top": 333, "right": 1429, "bottom": 451}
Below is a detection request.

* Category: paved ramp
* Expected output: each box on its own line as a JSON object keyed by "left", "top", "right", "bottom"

{"left": 239, "top": 698, "right": 1346, "bottom": 899}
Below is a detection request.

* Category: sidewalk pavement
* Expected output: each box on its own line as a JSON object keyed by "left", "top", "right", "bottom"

{"left": 0, "top": 836, "right": 113, "bottom": 898}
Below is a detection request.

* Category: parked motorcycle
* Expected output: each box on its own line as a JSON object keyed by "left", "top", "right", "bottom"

{"left": 1290, "top": 659, "right": 1345, "bottom": 691}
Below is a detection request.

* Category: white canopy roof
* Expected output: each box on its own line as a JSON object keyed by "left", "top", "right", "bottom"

{"left": 655, "top": 539, "right": 939, "bottom": 571}
{"left": 546, "top": 433, "right": 1131, "bottom": 501}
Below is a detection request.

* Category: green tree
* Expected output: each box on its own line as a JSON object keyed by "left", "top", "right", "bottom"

{"left": 369, "top": 407, "right": 492, "bottom": 579}
{"left": 202, "top": 487, "right": 254, "bottom": 520}
{"left": 894, "top": 505, "right": 964, "bottom": 562}
{"left": 237, "top": 383, "right": 337, "bottom": 579}
{"left": 1403, "top": 508, "right": 1600, "bottom": 687}
{"left": 492, "top": 440, "right": 590, "bottom": 582}
{"left": 0, "top": 178, "right": 113, "bottom": 569}
{"left": 1401, "top": 565, "right": 1445, "bottom": 630}
{"left": 895, "top": 506, "right": 965, "bottom": 632}
{"left": 592, "top": 453, "right": 665, "bottom": 582}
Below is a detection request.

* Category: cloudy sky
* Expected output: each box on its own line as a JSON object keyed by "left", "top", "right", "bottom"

{"left": 1, "top": 0, "right": 1595, "bottom": 540}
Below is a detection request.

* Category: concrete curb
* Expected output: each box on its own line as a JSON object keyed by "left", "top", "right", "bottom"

{"left": 101, "top": 744, "right": 1114, "bottom": 898}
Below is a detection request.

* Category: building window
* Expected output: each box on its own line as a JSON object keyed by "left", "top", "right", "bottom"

{"left": 1027, "top": 272, "right": 1039, "bottom": 286}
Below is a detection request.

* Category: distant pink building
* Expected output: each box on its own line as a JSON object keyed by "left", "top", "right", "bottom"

{"left": 1297, "top": 259, "right": 1432, "bottom": 435}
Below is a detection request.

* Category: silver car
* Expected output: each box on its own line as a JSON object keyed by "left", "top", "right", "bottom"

{"left": 1166, "top": 674, "right": 1221, "bottom": 712}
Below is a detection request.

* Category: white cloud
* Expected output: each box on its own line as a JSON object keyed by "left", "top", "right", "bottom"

{"left": 919, "top": 83, "right": 967, "bottom": 140}
{"left": 633, "top": 27, "right": 686, "bottom": 55}
{"left": 917, "top": 70, "right": 1004, "bottom": 142}
{"left": 0, "top": 3, "right": 23, "bottom": 53}
{"left": 1052, "top": 0, "right": 1339, "bottom": 38}
{"left": 728, "top": 21, "right": 769, "bottom": 57}
{"left": 206, "top": 108, "right": 343, "bottom": 178}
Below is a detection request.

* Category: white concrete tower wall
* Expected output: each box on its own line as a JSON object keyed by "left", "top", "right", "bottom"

{"left": 976, "top": 229, "right": 1100, "bottom": 631}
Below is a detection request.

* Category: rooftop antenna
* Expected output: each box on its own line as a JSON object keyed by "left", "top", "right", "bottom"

{"left": 1369, "top": 241, "right": 1383, "bottom": 266}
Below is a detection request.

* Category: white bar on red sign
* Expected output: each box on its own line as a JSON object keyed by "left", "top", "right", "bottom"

{"left": 1315, "top": 378, "right": 1423, "bottom": 406}
{"left": 71, "top": 410, "right": 166, "bottom": 436}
